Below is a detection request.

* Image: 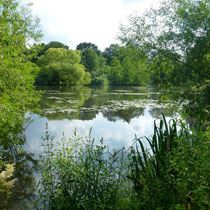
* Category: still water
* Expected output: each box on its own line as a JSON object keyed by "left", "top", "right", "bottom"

{"left": 25, "top": 86, "right": 177, "bottom": 155}
{"left": 9, "top": 86, "right": 178, "bottom": 209}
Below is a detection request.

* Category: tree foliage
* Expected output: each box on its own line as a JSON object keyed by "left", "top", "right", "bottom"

{"left": 107, "top": 45, "right": 148, "bottom": 85}
{"left": 76, "top": 42, "right": 100, "bottom": 55}
{"left": 77, "top": 42, "right": 109, "bottom": 85}
{"left": 0, "top": 0, "right": 41, "bottom": 149}
{"left": 36, "top": 48, "right": 91, "bottom": 86}
{"left": 103, "top": 44, "right": 122, "bottom": 66}
{"left": 119, "top": 0, "right": 210, "bottom": 120}
{"left": 38, "top": 41, "right": 69, "bottom": 56}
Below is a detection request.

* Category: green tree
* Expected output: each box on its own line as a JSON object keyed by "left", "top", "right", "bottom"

{"left": 109, "top": 56, "right": 123, "bottom": 85}
{"left": 77, "top": 43, "right": 109, "bottom": 85}
{"left": 108, "top": 45, "right": 148, "bottom": 85}
{"left": 122, "top": 57, "right": 135, "bottom": 85}
{"left": 25, "top": 42, "right": 45, "bottom": 63}
{"left": 103, "top": 44, "right": 122, "bottom": 65}
{"left": 81, "top": 48, "right": 99, "bottom": 73}
{"left": 0, "top": 0, "right": 41, "bottom": 149}
{"left": 36, "top": 48, "right": 91, "bottom": 86}
{"left": 38, "top": 41, "right": 69, "bottom": 56}
{"left": 119, "top": 0, "right": 210, "bottom": 120}
{"left": 76, "top": 42, "right": 100, "bottom": 55}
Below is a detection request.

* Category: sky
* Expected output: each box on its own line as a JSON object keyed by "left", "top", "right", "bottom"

{"left": 28, "top": 0, "right": 160, "bottom": 50}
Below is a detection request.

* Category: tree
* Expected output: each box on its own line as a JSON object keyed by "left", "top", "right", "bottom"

{"left": 103, "top": 44, "right": 121, "bottom": 65}
{"left": 77, "top": 43, "right": 109, "bottom": 86}
{"left": 81, "top": 48, "right": 99, "bottom": 73}
{"left": 0, "top": 0, "right": 41, "bottom": 149}
{"left": 107, "top": 45, "right": 148, "bottom": 85}
{"left": 38, "top": 41, "right": 69, "bottom": 56}
{"left": 109, "top": 56, "right": 123, "bottom": 85}
{"left": 121, "top": 46, "right": 148, "bottom": 85}
{"left": 76, "top": 42, "right": 100, "bottom": 55}
{"left": 36, "top": 48, "right": 91, "bottom": 86}
{"left": 119, "top": 0, "right": 210, "bottom": 120}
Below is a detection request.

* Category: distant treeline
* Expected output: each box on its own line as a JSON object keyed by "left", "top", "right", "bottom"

{"left": 29, "top": 41, "right": 149, "bottom": 86}
{"left": 29, "top": 25, "right": 209, "bottom": 120}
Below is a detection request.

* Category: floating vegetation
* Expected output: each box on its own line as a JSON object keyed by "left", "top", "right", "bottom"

{"left": 37, "top": 86, "right": 174, "bottom": 121}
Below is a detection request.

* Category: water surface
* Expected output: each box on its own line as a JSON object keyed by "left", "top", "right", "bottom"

{"left": 25, "top": 86, "right": 177, "bottom": 155}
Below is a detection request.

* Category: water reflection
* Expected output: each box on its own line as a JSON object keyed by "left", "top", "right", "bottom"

{"left": 38, "top": 86, "right": 92, "bottom": 120}
{"left": 37, "top": 86, "right": 173, "bottom": 122}
{"left": 25, "top": 86, "right": 177, "bottom": 155}
{"left": 149, "top": 107, "right": 175, "bottom": 119}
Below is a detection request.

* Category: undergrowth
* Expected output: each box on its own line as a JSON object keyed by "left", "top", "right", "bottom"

{"left": 37, "top": 116, "right": 210, "bottom": 209}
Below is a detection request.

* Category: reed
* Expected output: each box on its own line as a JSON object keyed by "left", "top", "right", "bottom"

{"left": 127, "top": 115, "right": 210, "bottom": 209}
{"left": 37, "top": 117, "right": 210, "bottom": 209}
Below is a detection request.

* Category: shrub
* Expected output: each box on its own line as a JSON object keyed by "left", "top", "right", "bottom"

{"left": 38, "top": 127, "right": 130, "bottom": 209}
{"left": 0, "top": 159, "right": 15, "bottom": 209}
{"left": 128, "top": 115, "right": 210, "bottom": 209}
{"left": 37, "top": 117, "right": 210, "bottom": 209}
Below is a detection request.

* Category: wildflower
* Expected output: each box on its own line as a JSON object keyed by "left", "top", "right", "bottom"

{"left": 166, "top": 139, "right": 171, "bottom": 151}
{"left": 0, "top": 163, "right": 15, "bottom": 193}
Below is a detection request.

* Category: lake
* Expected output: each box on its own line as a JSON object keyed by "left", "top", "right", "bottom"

{"left": 9, "top": 85, "right": 179, "bottom": 209}
{"left": 25, "top": 85, "right": 177, "bottom": 156}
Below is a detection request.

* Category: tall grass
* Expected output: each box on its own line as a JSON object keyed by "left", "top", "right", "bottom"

{"left": 128, "top": 115, "right": 210, "bottom": 209}
{"left": 38, "top": 126, "right": 131, "bottom": 210}
{"left": 37, "top": 117, "right": 210, "bottom": 209}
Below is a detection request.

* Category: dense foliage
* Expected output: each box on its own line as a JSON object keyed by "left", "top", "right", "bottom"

{"left": 119, "top": 0, "right": 210, "bottom": 120}
{"left": 76, "top": 42, "right": 110, "bottom": 86}
{"left": 0, "top": 0, "right": 41, "bottom": 149}
{"left": 36, "top": 48, "right": 91, "bottom": 86}
{"left": 106, "top": 44, "right": 148, "bottom": 85}
{"left": 76, "top": 42, "right": 100, "bottom": 55}
{"left": 38, "top": 128, "right": 130, "bottom": 209}
{"left": 39, "top": 41, "right": 69, "bottom": 56}
{"left": 0, "top": 0, "right": 41, "bottom": 207}
{"left": 38, "top": 117, "right": 210, "bottom": 209}
{"left": 129, "top": 116, "right": 210, "bottom": 209}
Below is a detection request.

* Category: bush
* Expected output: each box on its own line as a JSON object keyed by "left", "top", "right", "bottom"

{"left": 38, "top": 127, "right": 131, "bottom": 209}
{"left": 0, "top": 158, "right": 15, "bottom": 209}
{"left": 37, "top": 117, "right": 210, "bottom": 209}
{"left": 128, "top": 115, "right": 210, "bottom": 209}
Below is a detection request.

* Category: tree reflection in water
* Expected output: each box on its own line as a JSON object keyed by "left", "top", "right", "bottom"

{"left": 37, "top": 86, "right": 174, "bottom": 123}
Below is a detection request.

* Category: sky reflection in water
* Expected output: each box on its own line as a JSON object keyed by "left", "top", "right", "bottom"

{"left": 25, "top": 86, "right": 177, "bottom": 155}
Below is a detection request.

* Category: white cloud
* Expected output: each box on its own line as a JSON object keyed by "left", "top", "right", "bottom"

{"left": 29, "top": 0, "right": 160, "bottom": 50}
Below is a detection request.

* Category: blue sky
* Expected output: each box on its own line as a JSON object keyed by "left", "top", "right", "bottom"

{"left": 29, "top": 0, "right": 160, "bottom": 50}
